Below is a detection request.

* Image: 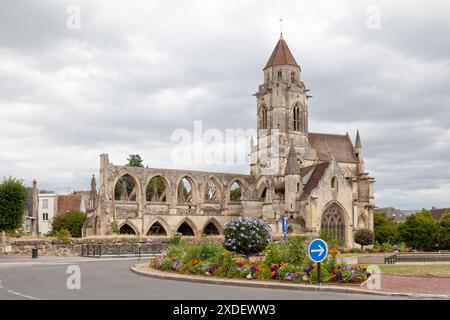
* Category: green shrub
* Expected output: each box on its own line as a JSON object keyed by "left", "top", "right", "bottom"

{"left": 54, "top": 229, "right": 71, "bottom": 243}
{"left": 223, "top": 217, "right": 271, "bottom": 255}
{"left": 51, "top": 210, "right": 86, "bottom": 238}
{"left": 110, "top": 222, "right": 120, "bottom": 235}
{"left": 185, "top": 242, "right": 225, "bottom": 261}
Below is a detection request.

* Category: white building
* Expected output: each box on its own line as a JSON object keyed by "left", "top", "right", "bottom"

{"left": 38, "top": 191, "right": 57, "bottom": 235}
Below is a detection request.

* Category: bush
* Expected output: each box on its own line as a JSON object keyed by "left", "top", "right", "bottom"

{"left": 223, "top": 217, "right": 271, "bottom": 255}
{"left": 54, "top": 229, "right": 71, "bottom": 243}
{"left": 50, "top": 210, "right": 86, "bottom": 238}
{"left": 354, "top": 229, "right": 374, "bottom": 251}
{"left": 110, "top": 222, "right": 120, "bottom": 235}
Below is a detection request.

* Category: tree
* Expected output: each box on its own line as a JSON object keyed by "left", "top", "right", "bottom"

{"left": 50, "top": 210, "right": 87, "bottom": 238}
{"left": 398, "top": 209, "right": 438, "bottom": 251}
{"left": 374, "top": 212, "right": 399, "bottom": 244}
{"left": 0, "top": 177, "right": 28, "bottom": 233}
{"left": 126, "top": 154, "right": 144, "bottom": 167}
{"left": 437, "top": 212, "right": 450, "bottom": 250}
{"left": 354, "top": 228, "right": 374, "bottom": 251}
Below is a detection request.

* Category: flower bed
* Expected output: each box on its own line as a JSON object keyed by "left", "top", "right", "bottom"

{"left": 150, "top": 238, "right": 370, "bottom": 284}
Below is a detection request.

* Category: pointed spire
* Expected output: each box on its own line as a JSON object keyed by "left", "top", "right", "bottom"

{"left": 285, "top": 140, "right": 300, "bottom": 175}
{"left": 90, "top": 174, "right": 96, "bottom": 193}
{"left": 355, "top": 130, "right": 362, "bottom": 149}
{"left": 264, "top": 36, "right": 299, "bottom": 70}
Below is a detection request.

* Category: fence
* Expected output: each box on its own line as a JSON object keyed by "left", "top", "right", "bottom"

{"left": 384, "top": 253, "right": 450, "bottom": 264}
{"left": 81, "top": 243, "right": 164, "bottom": 258}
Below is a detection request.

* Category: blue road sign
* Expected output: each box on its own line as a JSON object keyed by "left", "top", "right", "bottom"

{"left": 308, "top": 238, "right": 328, "bottom": 263}
{"left": 282, "top": 216, "right": 288, "bottom": 234}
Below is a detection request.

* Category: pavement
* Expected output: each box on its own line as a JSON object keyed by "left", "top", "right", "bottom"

{"left": 0, "top": 255, "right": 406, "bottom": 300}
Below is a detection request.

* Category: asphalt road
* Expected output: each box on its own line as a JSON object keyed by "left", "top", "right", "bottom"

{"left": 0, "top": 256, "right": 403, "bottom": 300}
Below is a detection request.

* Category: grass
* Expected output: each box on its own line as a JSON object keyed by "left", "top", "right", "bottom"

{"left": 376, "top": 264, "right": 450, "bottom": 278}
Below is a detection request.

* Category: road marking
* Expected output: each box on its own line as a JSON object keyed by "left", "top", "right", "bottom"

{"left": 0, "top": 280, "right": 40, "bottom": 300}
{"left": 6, "top": 289, "right": 40, "bottom": 300}
{"left": 0, "top": 257, "right": 149, "bottom": 268}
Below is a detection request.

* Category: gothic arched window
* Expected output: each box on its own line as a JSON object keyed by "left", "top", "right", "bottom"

{"left": 291, "top": 71, "right": 295, "bottom": 83}
{"left": 277, "top": 70, "right": 282, "bottom": 80}
{"left": 260, "top": 106, "right": 268, "bottom": 129}
{"left": 293, "top": 105, "right": 301, "bottom": 131}
{"left": 321, "top": 203, "right": 346, "bottom": 244}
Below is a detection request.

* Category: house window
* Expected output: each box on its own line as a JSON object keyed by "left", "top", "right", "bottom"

{"left": 42, "top": 199, "right": 48, "bottom": 209}
{"left": 277, "top": 70, "right": 282, "bottom": 79}
{"left": 291, "top": 71, "right": 295, "bottom": 83}
{"left": 43, "top": 213, "right": 49, "bottom": 221}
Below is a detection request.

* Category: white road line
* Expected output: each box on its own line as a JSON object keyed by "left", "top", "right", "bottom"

{"left": 6, "top": 289, "right": 40, "bottom": 300}
{"left": 0, "top": 280, "right": 40, "bottom": 300}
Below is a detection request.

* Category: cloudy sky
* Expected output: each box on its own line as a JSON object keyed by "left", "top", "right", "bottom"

{"left": 0, "top": 0, "right": 449, "bottom": 210}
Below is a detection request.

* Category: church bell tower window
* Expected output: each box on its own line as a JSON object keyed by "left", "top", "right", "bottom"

{"left": 293, "top": 105, "right": 301, "bottom": 131}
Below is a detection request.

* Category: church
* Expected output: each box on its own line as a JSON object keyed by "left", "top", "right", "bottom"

{"left": 83, "top": 34, "right": 375, "bottom": 247}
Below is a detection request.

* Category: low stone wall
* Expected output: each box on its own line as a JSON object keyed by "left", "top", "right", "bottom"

{"left": 0, "top": 234, "right": 300, "bottom": 257}
{"left": 0, "top": 236, "right": 178, "bottom": 257}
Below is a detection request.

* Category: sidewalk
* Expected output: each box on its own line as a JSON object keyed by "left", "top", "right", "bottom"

{"left": 375, "top": 274, "right": 450, "bottom": 296}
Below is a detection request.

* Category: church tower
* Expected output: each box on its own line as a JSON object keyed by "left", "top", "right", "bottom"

{"left": 251, "top": 34, "right": 311, "bottom": 176}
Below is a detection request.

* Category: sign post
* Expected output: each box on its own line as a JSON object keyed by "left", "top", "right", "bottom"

{"left": 308, "top": 238, "right": 328, "bottom": 285}
{"left": 282, "top": 216, "right": 288, "bottom": 242}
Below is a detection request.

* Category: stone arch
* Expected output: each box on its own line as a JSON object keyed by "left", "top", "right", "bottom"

{"left": 146, "top": 217, "right": 172, "bottom": 236}
{"left": 145, "top": 174, "right": 171, "bottom": 202}
{"left": 202, "top": 218, "right": 222, "bottom": 235}
{"left": 256, "top": 178, "right": 268, "bottom": 201}
{"left": 175, "top": 218, "right": 198, "bottom": 236}
{"left": 227, "top": 178, "right": 247, "bottom": 203}
{"left": 113, "top": 172, "right": 141, "bottom": 202}
{"left": 203, "top": 176, "right": 222, "bottom": 203}
{"left": 119, "top": 222, "right": 137, "bottom": 235}
{"left": 176, "top": 175, "right": 198, "bottom": 205}
{"left": 320, "top": 201, "right": 348, "bottom": 244}
{"left": 358, "top": 211, "right": 368, "bottom": 229}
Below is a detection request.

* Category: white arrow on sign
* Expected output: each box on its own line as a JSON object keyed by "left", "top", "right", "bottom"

{"left": 311, "top": 245, "right": 325, "bottom": 257}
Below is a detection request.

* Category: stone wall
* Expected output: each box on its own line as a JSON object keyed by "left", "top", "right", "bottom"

{"left": 1, "top": 236, "right": 177, "bottom": 257}
{"left": 0, "top": 234, "right": 294, "bottom": 257}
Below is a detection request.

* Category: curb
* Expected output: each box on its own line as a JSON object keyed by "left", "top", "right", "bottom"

{"left": 129, "top": 264, "right": 450, "bottom": 299}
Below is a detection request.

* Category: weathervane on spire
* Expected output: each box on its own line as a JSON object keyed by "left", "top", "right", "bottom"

{"left": 279, "top": 17, "right": 283, "bottom": 38}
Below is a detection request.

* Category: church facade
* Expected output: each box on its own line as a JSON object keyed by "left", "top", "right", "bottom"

{"left": 83, "top": 35, "right": 375, "bottom": 247}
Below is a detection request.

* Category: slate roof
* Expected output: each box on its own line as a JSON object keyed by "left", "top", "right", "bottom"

{"left": 301, "top": 162, "right": 330, "bottom": 197}
{"left": 430, "top": 208, "right": 450, "bottom": 221}
{"left": 264, "top": 36, "right": 300, "bottom": 70}
{"left": 285, "top": 141, "right": 300, "bottom": 175}
{"left": 308, "top": 133, "right": 358, "bottom": 163}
